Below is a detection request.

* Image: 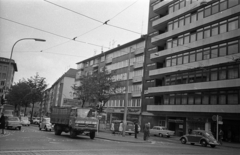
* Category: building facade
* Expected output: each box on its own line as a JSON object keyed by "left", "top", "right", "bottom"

{"left": 76, "top": 36, "right": 146, "bottom": 125}
{"left": 143, "top": 0, "right": 240, "bottom": 142}
{"left": 0, "top": 57, "right": 17, "bottom": 100}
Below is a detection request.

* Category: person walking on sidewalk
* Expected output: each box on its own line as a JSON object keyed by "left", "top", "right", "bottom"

{"left": 134, "top": 122, "right": 138, "bottom": 139}
{"left": 143, "top": 123, "right": 150, "bottom": 141}
{"left": 119, "top": 122, "right": 123, "bottom": 136}
{"left": 219, "top": 129, "right": 224, "bottom": 145}
{"left": 0, "top": 113, "right": 5, "bottom": 134}
{"left": 111, "top": 122, "right": 115, "bottom": 135}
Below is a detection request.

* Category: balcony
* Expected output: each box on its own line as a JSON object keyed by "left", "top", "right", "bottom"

{"left": 147, "top": 104, "right": 240, "bottom": 113}
{"left": 131, "top": 91, "right": 142, "bottom": 97}
{"left": 134, "top": 62, "right": 144, "bottom": 69}
{"left": 132, "top": 76, "right": 142, "bottom": 83}
{"left": 134, "top": 48, "right": 144, "bottom": 55}
{"left": 92, "top": 64, "right": 98, "bottom": 68}
{"left": 150, "top": 53, "right": 240, "bottom": 77}
{"left": 152, "top": 4, "right": 240, "bottom": 44}
{"left": 153, "top": 0, "right": 173, "bottom": 14}
{"left": 151, "top": 29, "right": 240, "bottom": 60}
{"left": 105, "top": 57, "right": 113, "bottom": 64}
{"left": 147, "top": 79, "right": 240, "bottom": 94}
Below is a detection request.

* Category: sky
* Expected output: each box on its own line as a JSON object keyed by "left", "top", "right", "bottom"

{"left": 0, "top": 0, "right": 149, "bottom": 88}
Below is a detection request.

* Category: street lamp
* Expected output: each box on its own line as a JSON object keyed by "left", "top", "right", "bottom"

{"left": 122, "top": 46, "right": 132, "bottom": 136}
{"left": 5, "top": 38, "right": 46, "bottom": 91}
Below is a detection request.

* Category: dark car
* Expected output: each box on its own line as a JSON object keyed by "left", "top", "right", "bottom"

{"left": 180, "top": 130, "right": 219, "bottom": 148}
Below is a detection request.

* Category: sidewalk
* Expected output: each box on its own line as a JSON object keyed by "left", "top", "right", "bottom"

{"left": 96, "top": 130, "right": 240, "bottom": 149}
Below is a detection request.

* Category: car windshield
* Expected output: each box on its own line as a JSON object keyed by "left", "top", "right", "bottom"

{"left": 8, "top": 117, "right": 19, "bottom": 121}
{"left": 77, "top": 109, "right": 95, "bottom": 118}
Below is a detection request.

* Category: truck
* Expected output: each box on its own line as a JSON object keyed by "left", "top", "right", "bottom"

{"left": 50, "top": 106, "right": 98, "bottom": 139}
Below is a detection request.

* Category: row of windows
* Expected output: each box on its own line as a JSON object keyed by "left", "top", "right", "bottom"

{"left": 168, "top": 0, "right": 240, "bottom": 31}
{"left": 106, "top": 57, "right": 144, "bottom": 71}
{"left": 161, "top": 89, "right": 240, "bottom": 105}
{"left": 0, "top": 73, "right": 6, "bottom": 79}
{"left": 169, "top": 0, "right": 199, "bottom": 14}
{"left": 167, "top": 16, "right": 239, "bottom": 49}
{"left": 112, "top": 70, "right": 143, "bottom": 81}
{"left": 164, "top": 64, "right": 240, "bottom": 86}
{"left": 166, "top": 39, "right": 240, "bottom": 67}
{"left": 105, "top": 98, "right": 141, "bottom": 107}
{"left": 115, "top": 84, "right": 142, "bottom": 94}
{"left": 0, "top": 66, "right": 7, "bottom": 71}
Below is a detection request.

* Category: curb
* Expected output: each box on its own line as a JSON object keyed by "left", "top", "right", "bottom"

{"left": 96, "top": 136, "right": 151, "bottom": 144}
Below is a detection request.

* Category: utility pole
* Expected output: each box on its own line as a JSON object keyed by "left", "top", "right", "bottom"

{"left": 123, "top": 47, "right": 132, "bottom": 136}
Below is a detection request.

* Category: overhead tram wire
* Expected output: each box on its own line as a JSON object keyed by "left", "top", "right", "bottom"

{"left": 0, "top": 16, "right": 109, "bottom": 49}
{"left": 43, "top": 0, "right": 142, "bottom": 35}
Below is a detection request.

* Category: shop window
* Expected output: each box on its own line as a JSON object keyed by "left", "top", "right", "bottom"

{"left": 212, "top": 2, "right": 219, "bottom": 14}
{"left": 228, "top": 41, "right": 238, "bottom": 55}
{"left": 219, "top": 43, "right": 227, "bottom": 56}
{"left": 211, "top": 46, "right": 218, "bottom": 58}
{"left": 220, "top": 0, "right": 227, "bottom": 11}
{"left": 228, "top": 90, "right": 238, "bottom": 104}
{"left": 228, "top": 0, "right": 239, "bottom": 8}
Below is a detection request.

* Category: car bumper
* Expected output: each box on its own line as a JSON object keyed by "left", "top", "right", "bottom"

{"left": 7, "top": 125, "right": 21, "bottom": 128}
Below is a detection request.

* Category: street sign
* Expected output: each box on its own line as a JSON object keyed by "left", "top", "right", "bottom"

{"left": 218, "top": 121, "right": 223, "bottom": 125}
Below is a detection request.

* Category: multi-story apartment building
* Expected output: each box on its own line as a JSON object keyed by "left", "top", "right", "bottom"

{"left": 143, "top": 0, "right": 240, "bottom": 142}
{"left": 76, "top": 36, "right": 146, "bottom": 124}
{"left": 0, "top": 57, "right": 17, "bottom": 98}
{"left": 47, "top": 68, "right": 78, "bottom": 109}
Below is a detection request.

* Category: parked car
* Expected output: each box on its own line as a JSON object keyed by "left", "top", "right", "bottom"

{"left": 112, "top": 120, "right": 140, "bottom": 135}
{"left": 20, "top": 117, "right": 30, "bottom": 126}
{"left": 5, "top": 116, "right": 22, "bottom": 130}
{"left": 39, "top": 117, "right": 53, "bottom": 131}
{"left": 32, "top": 117, "right": 40, "bottom": 125}
{"left": 150, "top": 126, "right": 175, "bottom": 138}
{"left": 180, "top": 130, "right": 219, "bottom": 148}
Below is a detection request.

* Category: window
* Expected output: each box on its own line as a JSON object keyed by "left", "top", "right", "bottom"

{"left": 195, "top": 92, "right": 202, "bottom": 104}
{"left": 167, "top": 39, "right": 172, "bottom": 49}
{"left": 174, "top": 19, "right": 178, "bottom": 29}
{"left": 219, "top": 43, "right": 227, "bottom": 56}
{"left": 190, "top": 32, "right": 196, "bottom": 42}
{"left": 196, "top": 49, "right": 203, "bottom": 61}
{"left": 183, "top": 53, "right": 189, "bottom": 64}
{"left": 228, "top": 17, "right": 238, "bottom": 31}
{"left": 197, "top": 29, "right": 203, "bottom": 40}
{"left": 172, "top": 56, "right": 177, "bottom": 66}
{"left": 202, "top": 92, "right": 209, "bottom": 104}
{"left": 178, "top": 35, "right": 184, "bottom": 45}
{"left": 174, "top": 2, "right": 179, "bottom": 12}
{"left": 220, "top": 21, "right": 227, "bottom": 33}
{"left": 204, "top": 5, "right": 211, "bottom": 17}
{"left": 228, "top": 0, "right": 239, "bottom": 8}
{"left": 228, "top": 90, "right": 238, "bottom": 104}
{"left": 211, "top": 24, "right": 219, "bottom": 36}
{"left": 219, "top": 67, "right": 227, "bottom": 80}
{"left": 185, "top": 14, "right": 190, "bottom": 25}
{"left": 164, "top": 95, "right": 169, "bottom": 104}
{"left": 220, "top": 0, "right": 227, "bottom": 11}
{"left": 179, "top": 17, "right": 184, "bottom": 27}
{"left": 228, "top": 41, "right": 239, "bottom": 55}
{"left": 101, "top": 56, "right": 105, "bottom": 62}
{"left": 210, "top": 92, "right": 217, "bottom": 104}
{"left": 177, "top": 54, "right": 183, "bottom": 65}
{"left": 169, "top": 4, "right": 174, "bottom": 13}
{"left": 189, "top": 51, "right": 196, "bottom": 62}
{"left": 219, "top": 91, "right": 226, "bottom": 104}
{"left": 180, "top": 0, "right": 185, "bottom": 9}
{"left": 173, "top": 39, "right": 178, "bottom": 47}
{"left": 211, "top": 46, "right": 218, "bottom": 58}
{"left": 191, "top": 13, "right": 197, "bottom": 23}
{"left": 188, "top": 93, "right": 194, "bottom": 104}
{"left": 203, "top": 48, "right": 210, "bottom": 60}
{"left": 182, "top": 93, "right": 187, "bottom": 104}
{"left": 204, "top": 26, "right": 211, "bottom": 38}
{"left": 197, "top": 9, "right": 204, "bottom": 20}
{"left": 212, "top": 2, "right": 219, "bottom": 14}
{"left": 169, "top": 94, "right": 175, "bottom": 105}
{"left": 168, "top": 22, "right": 173, "bottom": 31}
{"left": 210, "top": 68, "right": 218, "bottom": 81}
{"left": 184, "top": 34, "right": 190, "bottom": 44}
{"left": 166, "top": 57, "right": 171, "bottom": 67}
{"left": 228, "top": 65, "right": 238, "bottom": 79}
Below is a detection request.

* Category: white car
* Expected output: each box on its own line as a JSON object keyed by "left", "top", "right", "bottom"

{"left": 39, "top": 118, "right": 53, "bottom": 131}
{"left": 20, "top": 117, "right": 30, "bottom": 126}
{"left": 150, "top": 126, "right": 175, "bottom": 138}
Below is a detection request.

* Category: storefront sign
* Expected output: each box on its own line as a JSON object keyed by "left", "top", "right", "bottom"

{"left": 168, "top": 119, "right": 184, "bottom": 123}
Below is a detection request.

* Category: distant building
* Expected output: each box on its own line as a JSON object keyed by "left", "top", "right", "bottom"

{"left": 45, "top": 68, "right": 78, "bottom": 111}
{"left": 143, "top": 0, "right": 240, "bottom": 141}
{"left": 0, "top": 57, "right": 17, "bottom": 99}
{"left": 76, "top": 36, "right": 146, "bottom": 124}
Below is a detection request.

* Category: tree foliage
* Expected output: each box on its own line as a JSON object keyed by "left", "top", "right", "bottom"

{"left": 73, "top": 67, "right": 119, "bottom": 110}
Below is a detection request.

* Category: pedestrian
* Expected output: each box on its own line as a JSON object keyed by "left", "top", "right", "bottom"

{"left": 134, "top": 122, "right": 138, "bottom": 139}
{"left": 143, "top": 123, "right": 150, "bottom": 141}
{"left": 219, "top": 129, "right": 224, "bottom": 145}
{"left": 111, "top": 122, "right": 115, "bottom": 134}
{"left": 0, "top": 113, "right": 5, "bottom": 134}
{"left": 147, "top": 122, "right": 150, "bottom": 140}
{"left": 119, "top": 122, "right": 123, "bottom": 136}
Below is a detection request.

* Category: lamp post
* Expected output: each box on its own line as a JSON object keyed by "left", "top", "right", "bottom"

{"left": 122, "top": 46, "right": 132, "bottom": 136}
{"left": 5, "top": 38, "right": 46, "bottom": 91}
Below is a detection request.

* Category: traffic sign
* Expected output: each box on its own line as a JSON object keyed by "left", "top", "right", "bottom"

{"left": 218, "top": 121, "right": 223, "bottom": 125}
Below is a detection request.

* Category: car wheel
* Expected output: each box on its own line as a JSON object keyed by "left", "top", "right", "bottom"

{"left": 201, "top": 140, "right": 207, "bottom": 147}
{"left": 210, "top": 145, "right": 216, "bottom": 148}
{"left": 159, "top": 133, "right": 163, "bottom": 137}
{"left": 181, "top": 138, "right": 187, "bottom": 144}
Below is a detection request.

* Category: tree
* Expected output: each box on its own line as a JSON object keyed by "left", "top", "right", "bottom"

{"left": 26, "top": 73, "right": 47, "bottom": 119}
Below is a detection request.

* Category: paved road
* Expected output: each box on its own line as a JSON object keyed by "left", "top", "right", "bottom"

{"left": 0, "top": 125, "right": 238, "bottom": 155}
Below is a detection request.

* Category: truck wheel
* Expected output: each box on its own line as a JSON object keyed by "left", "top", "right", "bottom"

{"left": 70, "top": 129, "right": 77, "bottom": 138}
{"left": 90, "top": 132, "right": 95, "bottom": 139}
